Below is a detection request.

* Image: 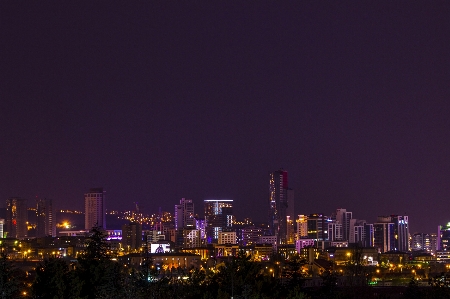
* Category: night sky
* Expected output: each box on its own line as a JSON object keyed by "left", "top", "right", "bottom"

{"left": 1, "top": 2, "right": 450, "bottom": 233}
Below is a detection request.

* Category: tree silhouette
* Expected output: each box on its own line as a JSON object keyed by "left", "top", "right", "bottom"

{"left": 0, "top": 253, "right": 19, "bottom": 299}
{"left": 77, "top": 226, "right": 127, "bottom": 299}
{"left": 32, "top": 258, "right": 83, "bottom": 299}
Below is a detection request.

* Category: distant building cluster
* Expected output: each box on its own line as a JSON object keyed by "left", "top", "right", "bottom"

{"left": 3, "top": 197, "right": 54, "bottom": 239}
{"left": 2, "top": 171, "right": 450, "bottom": 269}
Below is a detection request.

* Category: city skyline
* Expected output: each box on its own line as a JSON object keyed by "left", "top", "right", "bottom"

{"left": 2, "top": 2, "right": 450, "bottom": 234}
{"left": 0, "top": 172, "right": 445, "bottom": 235}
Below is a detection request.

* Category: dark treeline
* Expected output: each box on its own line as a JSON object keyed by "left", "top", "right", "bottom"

{"left": 2, "top": 228, "right": 450, "bottom": 299}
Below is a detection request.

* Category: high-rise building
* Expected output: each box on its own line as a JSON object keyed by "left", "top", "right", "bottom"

{"left": 392, "top": 215, "right": 409, "bottom": 251}
{"left": 349, "top": 219, "right": 373, "bottom": 247}
{"left": 437, "top": 223, "right": 450, "bottom": 251}
{"left": 412, "top": 233, "right": 432, "bottom": 252}
{"left": 36, "top": 198, "right": 55, "bottom": 237}
{"left": 307, "top": 214, "right": 329, "bottom": 242}
{"left": 269, "top": 169, "right": 293, "bottom": 244}
{"left": 374, "top": 220, "right": 395, "bottom": 253}
{"left": 0, "top": 219, "right": 4, "bottom": 238}
{"left": 204, "top": 199, "right": 233, "bottom": 244}
{"left": 374, "top": 215, "right": 409, "bottom": 252}
{"left": 122, "top": 222, "right": 142, "bottom": 251}
{"left": 286, "top": 216, "right": 295, "bottom": 244}
{"left": 84, "top": 188, "right": 106, "bottom": 230}
{"left": 297, "top": 215, "right": 308, "bottom": 239}
{"left": 335, "top": 208, "right": 352, "bottom": 241}
{"left": 195, "top": 217, "right": 206, "bottom": 241}
{"left": 174, "top": 198, "right": 195, "bottom": 230}
{"left": 327, "top": 221, "right": 343, "bottom": 241}
{"left": 430, "top": 233, "right": 438, "bottom": 254}
{"left": 5, "top": 197, "right": 28, "bottom": 239}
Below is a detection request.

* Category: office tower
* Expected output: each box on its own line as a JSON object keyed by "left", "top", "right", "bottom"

{"left": 412, "top": 233, "right": 432, "bottom": 251}
{"left": 84, "top": 188, "right": 106, "bottom": 230}
{"left": 328, "top": 221, "right": 343, "bottom": 241}
{"left": 374, "top": 221, "right": 395, "bottom": 253}
{"left": 122, "top": 222, "right": 142, "bottom": 251}
{"left": 437, "top": 223, "right": 450, "bottom": 251}
{"left": 375, "top": 215, "right": 409, "bottom": 252}
{"left": 297, "top": 215, "right": 308, "bottom": 239}
{"left": 5, "top": 197, "right": 28, "bottom": 239}
{"left": 335, "top": 208, "right": 352, "bottom": 241}
{"left": 392, "top": 215, "right": 409, "bottom": 252}
{"left": 174, "top": 198, "right": 195, "bottom": 230}
{"left": 430, "top": 233, "right": 438, "bottom": 254}
{"left": 36, "top": 198, "right": 55, "bottom": 237}
{"left": 204, "top": 199, "right": 233, "bottom": 244}
{"left": 349, "top": 219, "right": 373, "bottom": 247}
{"left": 307, "top": 214, "right": 329, "bottom": 242}
{"left": 269, "top": 169, "right": 293, "bottom": 244}
{"left": 286, "top": 216, "right": 295, "bottom": 244}
{"left": 195, "top": 217, "right": 206, "bottom": 241}
{"left": 363, "top": 223, "right": 374, "bottom": 247}
{"left": 0, "top": 219, "right": 4, "bottom": 238}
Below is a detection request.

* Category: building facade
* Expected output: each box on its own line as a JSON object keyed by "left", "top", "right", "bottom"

{"left": 36, "top": 198, "right": 55, "bottom": 237}
{"left": 0, "top": 219, "right": 4, "bottom": 238}
{"left": 374, "top": 215, "right": 409, "bottom": 252}
{"left": 5, "top": 197, "right": 28, "bottom": 239}
{"left": 297, "top": 215, "right": 308, "bottom": 239}
{"left": 335, "top": 208, "right": 352, "bottom": 241}
{"left": 84, "top": 188, "right": 106, "bottom": 230}
{"left": 204, "top": 199, "right": 233, "bottom": 244}
{"left": 307, "top": 214, "right": 329, "bottom": 242}
{"left": 349, "top": 219, "right": 373, "bottom": 247}
{"left": 183, "top": 229, "right": 201, "bottom": 248}
{"left": 374, "top": 222, "right": 395, "bottom": 253}
{"left": 122, "top": 222, "right": 142, "bottom": 251}
{"left": 218, "top": 231, "right": 237, "bottom": 244}
{"left": 412, "top": 233, "right": 432, "bottom": 252}
{"left": 269, "top": 169, "right": 292, "bottom": 244}
{"left": 175, "top": 198, "right": 195, "bottom": 230}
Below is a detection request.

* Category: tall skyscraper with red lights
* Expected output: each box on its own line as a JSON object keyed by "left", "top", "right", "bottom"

{"left": 5, "top": 197, "right": 28, "bottom": 239}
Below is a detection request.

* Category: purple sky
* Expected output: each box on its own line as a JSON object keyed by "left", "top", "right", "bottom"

{"left": 1, "top": 2, "right": 450, "bottom": 233}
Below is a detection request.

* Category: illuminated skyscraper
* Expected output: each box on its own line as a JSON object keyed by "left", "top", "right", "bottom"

{"left": 413, "top": 233, "right": 432, "bottom": 252}
{"left": 0, "top": 219, "right": 4, "bottom": 238}
{"left": 392, "top": 215, "right": 409, "bottom": 252}
{"left": 5, "top": 197, "right": 28, "bottom": 239}
{"left": 269, "top": 169, "right": 293, "bottom": 244}
{"left": 204, "top": 199, "right": 233, "bottom": 244}
{"left": 297, "top": 215, "right": 308, "bottom": 239}
{"left": 335, "top": 208, "right": 352, "bottom": 241}
{"left": 373, "top": 215, "right": 409, "bottom": 252}
{"left": 307, "top": 214, "right": 329, "bottom": 242}
{"left": 174, "top": 198, "right": 195, "bottom": 230}
{"left": 349, "top": 219, "right": 373, "bottom": 247}
{"left": 84, "top": 188, "right": 106, "bottom": 230}
{"left": 36, "top": 198, "right": 55, "bottom": 237}
{"left": 374, "top": 222, "right": 395, "bottom": 253}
